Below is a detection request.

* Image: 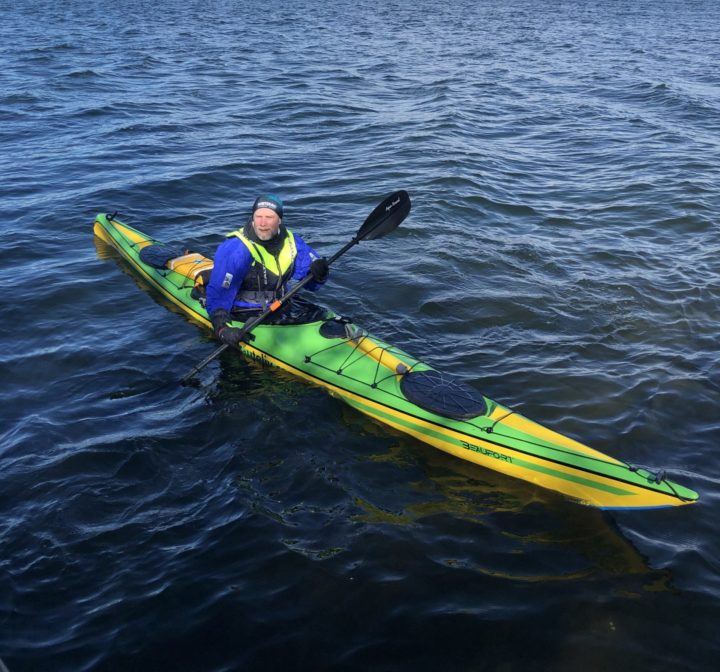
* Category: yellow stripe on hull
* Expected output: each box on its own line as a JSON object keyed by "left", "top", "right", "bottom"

{"left": 492, "top": 409, "right": 624, "bottom": 465}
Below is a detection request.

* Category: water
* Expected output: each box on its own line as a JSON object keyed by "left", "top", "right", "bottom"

{"left": 1, "top": 0, "right": 719, "bottom": 669}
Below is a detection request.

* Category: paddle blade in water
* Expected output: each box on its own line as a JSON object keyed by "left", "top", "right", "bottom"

{"left": 357, "top": 190, "right": 411, "bottom": 241}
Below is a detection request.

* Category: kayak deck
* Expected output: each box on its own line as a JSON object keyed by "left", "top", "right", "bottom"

{"left": 93, "top": 213, "right": 699, "bottom": 509}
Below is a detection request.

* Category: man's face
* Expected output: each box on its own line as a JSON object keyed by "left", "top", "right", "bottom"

{"left": 252, "top": 208, "right": 281, "bottom": 241}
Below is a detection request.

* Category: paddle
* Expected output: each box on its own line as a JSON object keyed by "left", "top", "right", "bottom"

{"left": 180, "top": 190, "right": 411, "bottom": 385}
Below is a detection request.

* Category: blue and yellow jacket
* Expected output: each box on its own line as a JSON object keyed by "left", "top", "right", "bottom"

{"left": 205, "top": 224, "right": 323, "bottom": 315}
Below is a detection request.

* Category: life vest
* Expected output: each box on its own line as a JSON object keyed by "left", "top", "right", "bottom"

{"left": 225, "top": 227, "right": 298, "bottom": 307}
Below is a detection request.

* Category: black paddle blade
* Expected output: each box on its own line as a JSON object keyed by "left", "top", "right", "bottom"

{"left": 357, "top": 190, "right": 411, "bottom": 241}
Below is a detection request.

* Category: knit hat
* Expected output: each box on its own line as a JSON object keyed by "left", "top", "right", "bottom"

{"left": 252, "top": 194, "right": 283, "bottom": 218}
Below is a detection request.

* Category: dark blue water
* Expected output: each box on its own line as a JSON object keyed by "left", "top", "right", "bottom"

{"left": 2, "top": 1, "right": 719, "bottom": 670}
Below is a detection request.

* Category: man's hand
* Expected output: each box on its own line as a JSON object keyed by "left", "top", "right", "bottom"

{"left": 218, "top": 326, "right": 247, "bottom": 346}
{"left": 210, "top": 309, "right": 253, "bottom": 346}
{"left": 310, "top": 257, "right": 329, "bottom": 283}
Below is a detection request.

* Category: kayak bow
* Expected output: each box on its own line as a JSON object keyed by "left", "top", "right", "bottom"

{"left": 93, "top": 213, "right": 699, "bottom": 509}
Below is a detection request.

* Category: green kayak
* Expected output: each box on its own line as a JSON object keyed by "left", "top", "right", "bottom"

{"left": 93, "top": 210, "right": 698, "bottom": 510}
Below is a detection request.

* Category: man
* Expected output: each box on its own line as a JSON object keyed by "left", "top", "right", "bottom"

{"left": 205, "top": 194, "right": 329, "bottom": 346}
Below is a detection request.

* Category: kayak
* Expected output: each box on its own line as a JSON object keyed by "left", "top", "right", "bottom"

{"left": 93, "top": 212, "right": 699, "bottom": 509}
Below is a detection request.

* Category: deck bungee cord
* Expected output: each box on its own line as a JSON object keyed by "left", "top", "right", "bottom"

{"left": 304, "top": 335, "right": 419, "bottom": 388}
